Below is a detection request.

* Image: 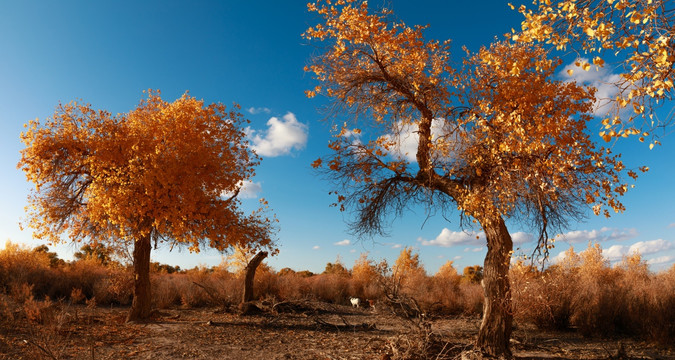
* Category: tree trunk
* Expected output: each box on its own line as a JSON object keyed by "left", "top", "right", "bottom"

{"left": 127, "top": 233, "right": 153, "bottom": 322}
{"left": 242, "top": 251, "right": 268, "bottom": 303}
{"left": 475, "top": 216, "right": 513, "bottom": 359}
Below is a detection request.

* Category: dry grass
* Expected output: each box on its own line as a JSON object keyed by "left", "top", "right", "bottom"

{"left": 1, "top": 241, "right": 674, "bottom": 348}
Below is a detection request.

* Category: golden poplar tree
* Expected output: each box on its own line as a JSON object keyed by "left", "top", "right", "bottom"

{"left": 515, "top": 0, "right": 675, "bottom": 143}
{"left": 18, "top": 91, "right": 276, "bottom": 321}
{"left": 304, "top": 0, "right": 636, "bottom": 356}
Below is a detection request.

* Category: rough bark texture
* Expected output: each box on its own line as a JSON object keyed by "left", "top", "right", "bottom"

{"left": 127, "top": 233, "right": 152, "bottom": 322}
{"left": 476, "top": 216, "right": 513, "bottom": 359}
{"left": 242, "top": 251, "right": 268, "bottom": 303}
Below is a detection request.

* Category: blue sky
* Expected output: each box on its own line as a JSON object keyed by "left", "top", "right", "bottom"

{"left": 1, "top": 1, "right": 673, "bottom": 274}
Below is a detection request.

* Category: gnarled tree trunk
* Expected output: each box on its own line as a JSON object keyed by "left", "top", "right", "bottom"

{"left": 127, "top": 233, "right": 152, "bottom": 322}
{"left": 476, "top": 216, "right": 513, "bottom": 358}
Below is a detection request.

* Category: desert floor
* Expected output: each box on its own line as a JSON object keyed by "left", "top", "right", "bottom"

{"left": 1, "top": 301, "right": 673, "bottom": 359}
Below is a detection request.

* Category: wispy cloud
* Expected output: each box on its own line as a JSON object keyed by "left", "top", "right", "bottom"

{"left": 248, "top": 112, "right": 308, "bottom": 157}
{"left": 668, "top": 223, "right": 675, "bottom": 228}
{"left": 247, "top": 107, "right": 271, "bottom": 115}
{"left": 556, "top": 227, "right": 638, "bottom": 244}
{"left": 511, "top": 232, "right": 534, "bottom": 245}
{"left": 392, "top": 244, "right": 403, "bottom": 249}
{"left": 312, "top": 245, "right": 320, "bottom": 250}
{"left": 334, "top": 239, "right": 351, "bottom": 246}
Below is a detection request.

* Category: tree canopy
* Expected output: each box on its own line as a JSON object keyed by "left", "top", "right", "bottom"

{"left": 19, "top": 91, "right": 275, "bottom": 254}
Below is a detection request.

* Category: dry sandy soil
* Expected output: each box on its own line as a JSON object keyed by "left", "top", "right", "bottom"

{"left": 1, "top": 301, "right": 673, "bottom": 360}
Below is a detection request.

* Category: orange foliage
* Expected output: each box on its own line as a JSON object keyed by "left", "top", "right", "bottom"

{"left": 18, "top": 90, "right": 276, "bottom": 254}
{"left": 303, "top": 0, "right": 634, "bottom": 245}
{"left": 515, "top": 0, "right": 675, "bottom": 141}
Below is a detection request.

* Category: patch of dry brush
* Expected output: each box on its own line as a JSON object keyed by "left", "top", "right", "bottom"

{"left": 1, "top": 241, "right": 674, "bottom": 352}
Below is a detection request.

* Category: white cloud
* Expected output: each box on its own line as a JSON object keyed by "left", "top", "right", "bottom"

{"left": 668, "top": 223, "right": 675, "bottom": 228}
{"left": 392, "top": 244, "right": 403, "bottom": 249}
{"left": 247, "top": 107, "right": 271, "bottom": 115}
{"left": 248, "top": 112, "right": 308, "bottom": 157}
{"left": 602, "top": 239, "right": 672, "bottom": 261}
{"left": 419, "top": 228, "right": 485, "bottom": 247}
{"left": 420, "top": 229, "right": 538, "bottom": 248}
{"left": 350, "top": 249, "right": 357, "bottom": 253}
{"left": 238, "top": 180, "right": 262, "bottom": 199}
{"left": 334, "top": 239, "right": 351, "bottom": 246}
{"left": 629, "top": 239, "right": 672, "bottom": 255}
{"left": 647, "top": 255, "right": 674, "bottom": 265}
{"left": 560, "top": 58, "right": 623, "bottom": 116}
{"left": 312, "top": 245, "right": 320, "bottom": 250}
{"left": 602, "top": 244, "right": 628, "bottom": 261}
{"left": 221, "top": 180, "right": 262, "bottom": 199}
{"left": 556, "top": 227, "right": 638, "bottom": 244}
{"left": 453, "top": 255, "right": 462, "bottom": 260}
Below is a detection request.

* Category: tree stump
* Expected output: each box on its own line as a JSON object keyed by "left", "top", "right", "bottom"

{"left": 240, "top": 250, "right": 268, "bottom": 315}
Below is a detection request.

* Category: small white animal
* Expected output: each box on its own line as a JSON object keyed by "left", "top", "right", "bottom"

{"left": 350, "top": 297, "right": 360, "bottom": 308}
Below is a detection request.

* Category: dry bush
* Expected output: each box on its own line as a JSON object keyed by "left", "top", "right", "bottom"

{"left": 458, "top": 283, "right": 483, "bottom": 316}
{"left": 90, "top": 266, "right": 133, "bottom": 305}
{"left": 569, "top": 244, "right": 630, "bottom": 337}
{"left": 426, "top": 262, "right": 463, "bottom": 315}
{"left": 511, "top": 244, "right": 675, "bottom": 343}
{"left": 349, "top": 253, "right": 383, "bottom": 302}
{"left": 385, "top": 331, "right": 455, "bottom": 360}
{"left": 276, "top": 272, "right": 313, "bottom": 300}
{"left": 70, "top": 288, "right": 85, "bottom": 304}
{"left": 65, "top": 258, "right": 111, "bottom": 299}
{"left": 511, "top": 260, "right": 575, "bottom": 330}
{"left": 0, "top": 293, "right": 14, "bottom": 324}
{"left": 151, "top": 274, "right": 183, "bottom": 309}
{"left": 309, "top": 274, "right": 350, "bottom": 304}
{"left": 645, "top": 264, "right": 675, "bottom": 344}
{"left": 0, "top": 242, "right": 56, "bottom": 298}
{"left": 179, "top": 269, "right": 220, "bottom": 307}
{"left": 253, "top": 267, "right": 279, "bottom": 300}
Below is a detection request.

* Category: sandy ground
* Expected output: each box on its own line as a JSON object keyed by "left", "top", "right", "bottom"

{"left": 1, "top": 301, "right": 673, "bottom": 359}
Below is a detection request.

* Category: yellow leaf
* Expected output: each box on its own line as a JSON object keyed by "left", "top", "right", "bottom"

{"left": 582, "top": 62, "right": 591, "bottom": 71}
{"left": 593, "top": 56, "right": 605, "bottom": 67}
{"left": 567, "top": 69, "right": 574, "bottom": 76}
